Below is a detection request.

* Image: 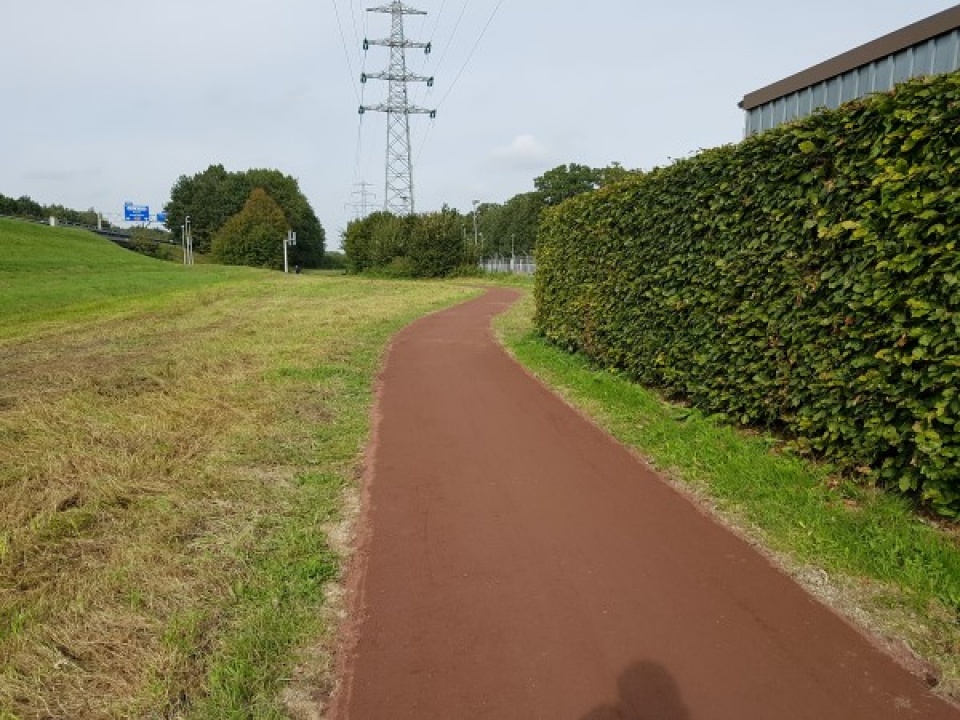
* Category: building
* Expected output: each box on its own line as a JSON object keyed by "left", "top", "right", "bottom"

{"left": 740, "top": 5, "right": 960, "bottom": 136}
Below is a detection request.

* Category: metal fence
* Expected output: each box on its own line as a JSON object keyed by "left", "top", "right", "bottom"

{"left": 479, "top": 255, "right": 536, "bottom": 275}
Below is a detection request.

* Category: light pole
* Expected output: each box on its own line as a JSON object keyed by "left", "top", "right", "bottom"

{"left": 472, "top": 199, "right": 480, "bottom": 262}
{"left": 184, "top": 216, "right": 191, "bottom": 265}
{"left": 283, "top": 230, "right": 297, "bottom": 273}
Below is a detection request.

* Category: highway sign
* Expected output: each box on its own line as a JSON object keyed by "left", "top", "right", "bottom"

{"left": 124, "top": 202, "right": 150, "bottom": 222}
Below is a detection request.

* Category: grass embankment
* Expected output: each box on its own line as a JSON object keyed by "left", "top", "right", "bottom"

{"left": 497, "top": 291, "right": 960, "bottom": 698}
{"left": 0, "top": 222, "right": 239, "bottom": 336}
{"left": 0, "top": 219, "right": 476, "bottom": 718}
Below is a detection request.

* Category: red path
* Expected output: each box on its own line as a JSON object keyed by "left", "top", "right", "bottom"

{"left": 330, "top": 289, "right": 958, "bottom": 720}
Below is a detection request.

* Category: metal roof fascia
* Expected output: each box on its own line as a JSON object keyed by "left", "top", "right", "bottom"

{"left": 739, "top": 4, "right": 960, "bottom": 110}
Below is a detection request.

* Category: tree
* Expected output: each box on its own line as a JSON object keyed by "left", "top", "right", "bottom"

{"left": 534, "top": 163, "right": 603, "bottom": 206}
{"left": 342, "top": 209, "right": 467, "bottom": 277}
{"left": 533, "top": 162, "right": 640, "bottom": 208}
{"left": 0, "top": 194, "right": 45, "bottom": 220}
{"left": 598, "top": 162, "right": 643, "bottom": 187}
{"left": 471, "top": 163, "right": 640, "bottom": 257}
{"left": 342, "top": 211, "right": 404, "bottom": 273}
{"left": 210, "top": 189, "right": 288, "bottom": 269}
{"left": 0, "top": 194, "right": 19, "bottom": 216}
{"left": 478, "top": 192, "right": 542, "bottom": 257}
{"left": 408, "top": 208, "right": 466, "bottom": 277}
{"left": 165, "top": 164, "right": 239, "bottom": 253}
{"left": 241, "top": 169, "right": 325, "bottom": 268}
{"left": 45, "top": 204, "right": 102, "bottom": 227}
{"left": 164, "top": 165, "right": 325, "bottom": 266}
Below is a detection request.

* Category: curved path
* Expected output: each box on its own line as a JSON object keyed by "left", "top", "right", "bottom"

{"left": 330, "top": 288, "right": 958, "bottom": 720}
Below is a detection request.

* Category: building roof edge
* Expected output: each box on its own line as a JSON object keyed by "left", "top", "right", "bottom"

{"left": 739, "top": 5, "right": 960, "bottom": 110}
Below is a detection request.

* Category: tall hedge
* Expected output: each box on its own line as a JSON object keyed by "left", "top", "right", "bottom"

{"left": 535, "top": 71, "right": 960, "bottom": 517}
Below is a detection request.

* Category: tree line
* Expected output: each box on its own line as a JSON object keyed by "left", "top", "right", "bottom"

{"left": 0, "top": 193, "right": 112, "bottom": 228}
{"left": 343, "top": 162, "right": 638, "bottom": 276}
{"left": 5, "top": 160, "right": 627, "bottom": 275}
{"left": 475, "top": 162, "right": 635, "bottom": 258}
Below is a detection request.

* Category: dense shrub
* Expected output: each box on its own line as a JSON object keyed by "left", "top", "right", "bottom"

{"left": 535, "top": 72, "right": 960, "bottom": 516}
{"left": 343, "top": 208, "right": 468, "bottom": 277}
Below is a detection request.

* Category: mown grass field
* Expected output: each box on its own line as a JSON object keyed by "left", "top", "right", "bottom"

{"left": 0, "top": 219, "right": 476, "bottom": 718}
{"left": 496, "top": 291, "right": 960, "bottom": 700}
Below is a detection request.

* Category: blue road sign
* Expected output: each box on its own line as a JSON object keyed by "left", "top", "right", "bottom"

{"left": 124, "top": 202, "right": 150, "bottom": 222}
{"left": 156, "top": 212, "right": 168, "bottom": 223}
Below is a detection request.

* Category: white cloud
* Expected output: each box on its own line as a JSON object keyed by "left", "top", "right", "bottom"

{"left": 489, "top": 134, "right": 553, "bottom": 170}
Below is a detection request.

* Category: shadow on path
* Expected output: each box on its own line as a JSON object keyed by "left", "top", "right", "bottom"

{"left": 580, "top": 661, "right": 690, "bottom": 720}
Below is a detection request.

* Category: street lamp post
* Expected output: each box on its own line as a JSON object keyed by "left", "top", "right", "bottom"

{"left": 283, "top": 230, "right": 297, "bottom": 273}
{"left": 184, "top": 216, "right": 192, "bottom": 266}
{"left": 472, "top": 200, "right": 480, "bottom": 263}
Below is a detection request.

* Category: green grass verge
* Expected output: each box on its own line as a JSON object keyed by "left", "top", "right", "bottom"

{"left": 471, "top": 272, "right": 535, "bottom": 288}
{"left": 496, "top": 291, "right": 960, "bottom": 696}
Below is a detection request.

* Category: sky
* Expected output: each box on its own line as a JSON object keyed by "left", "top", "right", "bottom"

{"left": 1, "top": 1, "right": 957, "bottom": 248}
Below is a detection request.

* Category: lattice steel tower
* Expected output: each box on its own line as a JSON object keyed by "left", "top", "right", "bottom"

{"left": 360, "top": 2, "right": 436, "bottom": 216}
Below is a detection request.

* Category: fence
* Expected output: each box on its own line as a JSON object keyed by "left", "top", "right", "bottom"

{"left": 479, "top": 255, "right": 536, "bottom": 275}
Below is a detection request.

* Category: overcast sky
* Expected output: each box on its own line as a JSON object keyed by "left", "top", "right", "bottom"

{"left": 1, "top": 1, "right": 956, "bottom": 247}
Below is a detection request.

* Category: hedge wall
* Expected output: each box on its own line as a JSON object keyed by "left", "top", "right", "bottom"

{"left": 535, "top": 72, "right": 960, "bottom": 517}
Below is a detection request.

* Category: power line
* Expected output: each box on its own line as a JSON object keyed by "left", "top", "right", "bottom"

{"left": 413, "top": 114, "right": 436, "bottom": 166}
{"left": 353, "top": 110, "right": 365, "bottom": 185}
{"left": 428, "top": 0, "right": 450, "bottom": 44}
{"left": 331, "top": 0, "right": 361, "bottom": 103}
{"left": 411, "top": 0, "right": 502, "bottom": 164}
{"left": 410, "top": 0, "right": 471, "bottom": 161}
{"left": 438, "top": 0, "right": 503, "bottom": 108}
{"left": 415, "top": 0, "right": 449, "bottom": 75}
{"left": 432, "top": 0, "right": 470, "bottom": 77}
{"left": 346, "top": 0, "right": 362, "bottom": 55}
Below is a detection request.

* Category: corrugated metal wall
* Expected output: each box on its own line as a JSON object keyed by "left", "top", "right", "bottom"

{"left": 745, "top": 29, "right": 960, "bottom": 135}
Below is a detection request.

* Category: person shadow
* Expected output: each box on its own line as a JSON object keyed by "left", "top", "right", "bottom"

{"left": 580, "top": 661, "right": 691, "bottom": 720}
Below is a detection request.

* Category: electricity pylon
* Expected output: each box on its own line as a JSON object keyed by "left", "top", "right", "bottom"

{"left": 359, "top": 1, "right": 436, "bottom": 216}
{"left": 346, "top": 181, "right": 378, "bottom": 220}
